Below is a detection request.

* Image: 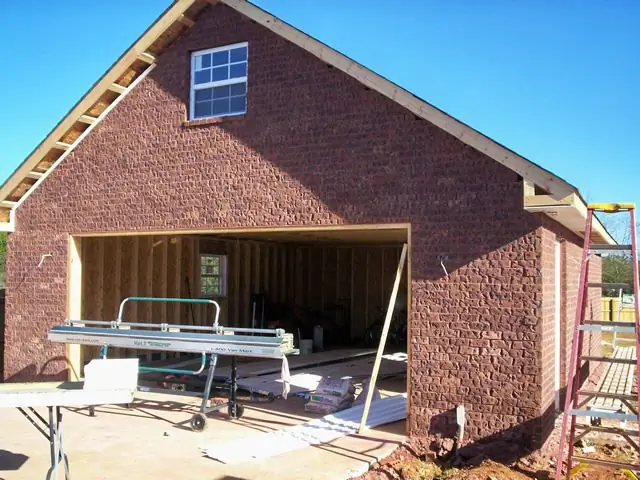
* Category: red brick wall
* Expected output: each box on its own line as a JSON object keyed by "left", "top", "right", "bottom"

{"left": 538, "top": 219, "right": 603, "bottom": 439}
{"left": 5, "top": 3, "right": 558, "bottom": 445}
{"left": 539, "top": 227, "right": 557, "bottom": 427}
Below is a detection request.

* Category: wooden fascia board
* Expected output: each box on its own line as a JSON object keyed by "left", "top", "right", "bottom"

{"left": 0, "top": 209, "right": 16, "bottom": 232}
{"left": 524, "top": 193, "right": 616, "bottom": 245}
{"left": 220, "top": 0, "right": 576, "bottom": 198}
{"left": 0, "top": 0, "right": 197, "bottom": 204}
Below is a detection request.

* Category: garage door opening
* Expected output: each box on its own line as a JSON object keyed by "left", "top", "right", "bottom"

{"left": 73, "top": 224, "right": 409, "bottom": 373}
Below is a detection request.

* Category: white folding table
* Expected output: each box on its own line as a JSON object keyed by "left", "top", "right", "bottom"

{"left": 0, "top": 358, "right": 139, "bottom": 480}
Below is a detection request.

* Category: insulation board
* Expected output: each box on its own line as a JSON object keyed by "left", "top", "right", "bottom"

{"left": 202, "top": 393, "right": 407, "bottom": 464}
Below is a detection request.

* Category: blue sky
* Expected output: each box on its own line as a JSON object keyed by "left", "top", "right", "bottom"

{"left": 1, "top": 1, "right": 638, "bottom": 234}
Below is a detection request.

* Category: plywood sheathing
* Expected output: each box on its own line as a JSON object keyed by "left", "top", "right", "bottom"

{"left": 7, "top": 179, "right": 37, "bottom": 202}
{"left": 80, "top": 234, "right": 407, "bottom": 363}
{"left": 34, "top": 150, "right": 64, "bottom": 173}
{"left": 86, "top": 90, "right": 121, "bottom": 118}
{"left": 147, "top": 21, "right": 190, "bottom": 56}
{"left": 0, "top": 209, "right": 9, "bottom": 223}
{"left": 60, "top": 123, "right": 90, "bottom": 146}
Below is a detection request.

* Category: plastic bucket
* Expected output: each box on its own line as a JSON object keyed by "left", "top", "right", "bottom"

{"left": 300, "top": 339, "right": 313, "bottom": 355}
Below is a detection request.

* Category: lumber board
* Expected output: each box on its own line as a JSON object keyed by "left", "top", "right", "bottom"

{"left": 236, "top": 352, "right": 407, "bottom": 397}
{"left": 359, "top": 243, "right": 407, "bottom": 433}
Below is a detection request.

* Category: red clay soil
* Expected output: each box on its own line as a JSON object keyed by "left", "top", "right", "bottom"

{"left": 350, "top": 437, "right": 635, "bottom": 480}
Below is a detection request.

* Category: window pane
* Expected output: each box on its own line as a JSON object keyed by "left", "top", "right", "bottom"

{"left": 203, "top": 256, "right": 219, "bottom": 266}
{"left": 194, "top": 69, "right": 211, "bottom": 84}
{"left": 230, "top": 47, "right": 247, "bottom": 63}
{"left": 212, "top": 50, "right": 229, "bottom": 66}
{"left": 195, "top": 88, "right": 213, "bottom": 101}
{"left": 201, "top": 277, "right": 214, "bottom": 296}
{"left": 201, "top": 53, "right": 212, "bottom": 68}
{"left": 202, "top": 265, "right": 220, "bottom": 275}
{"left": 229, "top": 95, "right": 246, "bottom": 114}
{"left": 213, "top": 98, "right": 230, "bottom": 115}
{"left": 213, "top": 85, "right": 230, "bottom": 99}
{"left": 229, "top": 62, "right": 247, "bottom": 79}
{"left": 211, "top": 66, "right": 228, "bottom": 81}
{"left": 194, "top": 101, "right": 212, "bottom": 118}
{"left": 230, "top": 83, "right": 246, "bottom": 96}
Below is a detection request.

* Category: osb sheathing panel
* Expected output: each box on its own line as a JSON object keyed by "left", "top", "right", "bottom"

{"left": 34, "top": 149, "right": 63, "bottom": 172}
{"left": 148, "top": 21, "right": 188, "bottom": 56}
{"left": 0, "top": 208, "right": 10, "bottom": 223}
{"left": 115, "top": 67, "right": 141, "bottom": 88}
{"left": 185, "top": 1, "right": 209, "bottom": 20}
{"left": 60, "top": 122, "right": 89, "bottom": 145}
{"left": 7, "top": 179, "right": 36, "bottom": 202}
{"left": 87, "top": 90, "right": 120, "bottom": 118}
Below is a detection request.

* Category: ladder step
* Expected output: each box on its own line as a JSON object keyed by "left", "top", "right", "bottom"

{"left": 575, "top": 424, "right": 638, "bottom": 436}
{"left": 587, "top": 282, "right": 633, "bottom": 289}
{"left": 578, "top": 323, "right": 636, "bottom": 334}
{"left": 578, "top": 390, "right": 638, "bottom": 401}
{"left": 579, "top": 321, "right": 636, "bottom": 333}
{"left": 581, "top": 356, "right": 637, "bottom": 365}
{"left": 568, "top": 409, "right": 637, "bottom": 421}
{"left": 589, "top": 244, "right": 633, "bottom": 252}
{"left": 572, "top": 455, "right": 640, "bottom": 471}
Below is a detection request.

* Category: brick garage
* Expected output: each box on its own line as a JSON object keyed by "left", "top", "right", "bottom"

{"left": 0, "top": 0, "right": 612, "bottom": 449}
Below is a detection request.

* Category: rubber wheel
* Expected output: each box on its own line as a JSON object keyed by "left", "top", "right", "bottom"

{"left": 190, "top": 412, "right": 207, "bottom": 432}
{"left": 228, "top": 404, "right": 245, "bottom": 419}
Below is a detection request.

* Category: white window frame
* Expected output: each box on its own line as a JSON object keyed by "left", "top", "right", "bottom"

{"left": 199, "top": 253, "right": 228, "bottom": 298}
{"left": 189, "top": 41, "right": 248, "bottom": 120}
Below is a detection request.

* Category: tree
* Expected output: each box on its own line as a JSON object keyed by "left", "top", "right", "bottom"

{"left": 602, "top": 254, "right": 633, "bottom": 296}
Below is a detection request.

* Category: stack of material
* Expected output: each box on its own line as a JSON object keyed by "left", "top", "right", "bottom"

{"left": 305, "top": 377, "right": 355, "bottom": 414}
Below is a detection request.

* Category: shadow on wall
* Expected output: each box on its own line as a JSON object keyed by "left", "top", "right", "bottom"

{"left": 427, "top": 402, "right": 560, "bottom": 473}
{"left": 5, "top": 356, "right": 70, "bottom": 383}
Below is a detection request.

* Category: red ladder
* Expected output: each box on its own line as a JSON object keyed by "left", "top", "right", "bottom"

{"left": 555, "top": 203, "right": 640, "bottom": 479}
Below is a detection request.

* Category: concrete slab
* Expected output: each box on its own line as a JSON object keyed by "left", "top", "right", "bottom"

{"left": 0, "top": 378, "right": 406, "bottom": 480}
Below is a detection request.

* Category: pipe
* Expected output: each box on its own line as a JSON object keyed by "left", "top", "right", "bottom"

{"left": 116, "top": 297, "right": 221, "bottom": 328}
{"left": 139, "top": 352, "right": 207, "bottom": 376}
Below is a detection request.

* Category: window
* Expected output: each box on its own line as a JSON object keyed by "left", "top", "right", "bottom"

{"left": 190, "top": 42, "right": 248, "bottom": 120}
{"left": 200, "top": 254, "right": 228, "bottom": 297}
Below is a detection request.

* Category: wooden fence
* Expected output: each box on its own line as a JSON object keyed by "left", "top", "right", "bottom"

{"left": 602, "top": 297, "right": 635, "bottom": 322}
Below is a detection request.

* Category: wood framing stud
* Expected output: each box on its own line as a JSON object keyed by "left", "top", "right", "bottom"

{"left": 78, "top": 114, "right": 97, "bottom": 125}
{"left": 178, "top": 14, "right": 195, "bottom": 27}
{"left": 66, "top": 237, "right": 83, "bottom": 380}
{"left": 108, "top": 83, "right": 127, "bottom": 94}
{"left": 26, "top": 171, "right": 45, "bottom": 180}
{"left": 137, "top": 52, "right": 156, "bottom": 64}
{"left": 54, "top": 141, "right": 73, "bottom": 150}
{"left": 358, "top": 243, "right": 408, "bottom": 434}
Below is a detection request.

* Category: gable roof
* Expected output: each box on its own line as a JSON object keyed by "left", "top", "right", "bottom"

{"left": 0, "top": 0, "right": 615, "bottom": 244}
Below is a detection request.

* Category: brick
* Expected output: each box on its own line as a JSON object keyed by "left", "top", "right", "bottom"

{"left": 1, "top": 3, "right": 602, "bottom": 451}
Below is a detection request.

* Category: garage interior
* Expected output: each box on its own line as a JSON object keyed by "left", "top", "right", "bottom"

{"left": 76, "top": 225, "right": 410, "bottom": 378}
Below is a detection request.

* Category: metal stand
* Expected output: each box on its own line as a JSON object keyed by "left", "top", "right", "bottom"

{"left": 188, "top": 354, "right": 244, "bottom": 431}
{"left": 17, "top": 406, "right": 70, "bottom": 480}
